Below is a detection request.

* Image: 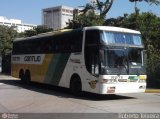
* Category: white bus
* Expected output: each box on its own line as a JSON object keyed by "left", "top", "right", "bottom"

{"left": 11, "top": 26, "right": 147, "bottom": 95}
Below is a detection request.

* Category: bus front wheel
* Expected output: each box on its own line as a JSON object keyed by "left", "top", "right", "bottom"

{"left": 70, "top": 75, "right": 82, "bottom": 96}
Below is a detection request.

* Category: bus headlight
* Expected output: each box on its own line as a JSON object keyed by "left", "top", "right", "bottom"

{"left": 100, "top": 79, "right": 117, "bottom": 84}
{"left": 138, "top": 75, "right": 146, "bottom": 83}
{"left": 138, "top": 79, "right": 146, "bottom": 83}
{"left": 100, "top": 79, "right": 108, "bottom": 83}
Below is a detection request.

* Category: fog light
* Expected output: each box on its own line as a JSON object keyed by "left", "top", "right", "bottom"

{"left": 100, "top": 79, "right": 108, "bottom": 83}
{"left": 100, "top": 79, "right": 117, "bottom": 84}
{"left": 139, "top": 79, "right": 146, "bottom": 83}
{"left": 139, "top": 85, "right": 146, "bottom": 89}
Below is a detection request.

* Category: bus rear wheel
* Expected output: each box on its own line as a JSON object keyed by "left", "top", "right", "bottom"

{"left": 70, "top": 75, "right": 82, "bottom": 96}
{"left": 19, "top": 69, "right": 31, "bottom": 84}
{"left": 24, "top": 70, "right": 31, "bottom": 84}
{"left": 19, "top": 69, "right": 25, "bottom": 83}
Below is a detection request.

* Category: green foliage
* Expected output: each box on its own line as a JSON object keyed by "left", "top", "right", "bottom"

{"left": 67, "top": 0, "right": 114, "bottom": 29}
{"left": 105, "top": 14, "right": 128, "bottom": 27}
{"left": 96, "top": 0, "right": 114, "bottom": 18}
{"left": 138, "top": 13, "right": 160, "bottom": 86}
{"left": 129, "top": 0, "right": 160, "bottom": 13}
{"left": 23, "top": 30, "right": 37, "bottom": 37}
{"left": 129, "top": 0, "right": 160, "bottom": 5}
{"left": 82, "top": 0, "right": 114, "bottom": 18}
{"left": 122, "top": 12, "right": 160, "bottom": 50}
{"left": 0, "top": 25, "right": 18, "bottom": 55}
{"left": 106, "top": 12, "right": 160, "bottom": 87}
{"left": 0, "top": 25, "right": 18, "bottom": 74}
{"left": 67, "top": 11, "right": 105, "bottom": 29}
{"left": 23, "top": 25, "right": 53, "bottom": 37}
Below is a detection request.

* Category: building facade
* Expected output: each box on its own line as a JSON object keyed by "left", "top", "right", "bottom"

{"left": 0, "top": 16, "right": 37, "bottom": 33}
{"left": 42, "top": 6, "right": 73, "bottom": 30}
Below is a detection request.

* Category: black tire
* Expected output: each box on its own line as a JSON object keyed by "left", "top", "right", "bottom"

{"left": 70, "top": 76, "right": 82, "bottom": 96}
{"left": 19, "top": 69, "right": 25, "bottom": 83}
{"left": 25, "top": 70, "right": 31, "bottom": 84}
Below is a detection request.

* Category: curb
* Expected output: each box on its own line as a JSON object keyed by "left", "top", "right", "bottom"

{"left": 145, "top": 89, "right": 160, "bottom": 93}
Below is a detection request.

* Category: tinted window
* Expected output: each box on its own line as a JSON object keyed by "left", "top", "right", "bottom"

{"left": 85, "top": 30, "right": 100, "bottom": 46}
{"left": 12, "top": 30, "right": 83, "bottom": 54}
{"left": 100, "top": 31, "right": 142, "bottom": 46}
{"left": 85, "top": 30, "right": 100, "bottom": 76}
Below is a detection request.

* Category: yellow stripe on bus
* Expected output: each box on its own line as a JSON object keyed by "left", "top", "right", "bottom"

{"left": 11, "top": 54, "right": 53, "bottom": 83}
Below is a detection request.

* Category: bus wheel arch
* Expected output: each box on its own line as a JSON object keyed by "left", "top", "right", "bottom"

{"left": 70, "top": 74, "right": 82, "bottom": 95}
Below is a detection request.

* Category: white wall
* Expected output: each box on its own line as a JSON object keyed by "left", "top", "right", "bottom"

{"left": 0, "top": 16, "right": 36, "bottom": 33}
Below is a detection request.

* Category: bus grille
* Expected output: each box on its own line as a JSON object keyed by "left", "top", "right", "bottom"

{"left": 118, "top": 79, "right": 138, "bottom": 82}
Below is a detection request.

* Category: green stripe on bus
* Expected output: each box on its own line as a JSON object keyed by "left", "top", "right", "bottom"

{"left": 44, "top": 53, "right": 70, "bottom": 85}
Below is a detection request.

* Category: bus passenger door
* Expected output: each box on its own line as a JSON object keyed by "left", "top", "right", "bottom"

{"left": 84, "top": 47, "right": 100, "bottom": 93}
{"left": 83, "top": 30, "right": 100, "bottom": 93}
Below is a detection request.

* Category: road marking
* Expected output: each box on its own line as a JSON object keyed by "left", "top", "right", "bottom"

{"left": 0, "top": 83, "right": 4, "bottom": 85}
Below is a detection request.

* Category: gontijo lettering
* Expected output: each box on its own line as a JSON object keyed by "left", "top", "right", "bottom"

{"left": 12, "top": 56, "right": 20, "bottom": 61}
{"left": 24, "top": 56, "right": 41, "bottom": 62}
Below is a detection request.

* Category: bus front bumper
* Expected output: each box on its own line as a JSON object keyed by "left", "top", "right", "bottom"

{"left": 99, "top": 83, "right": 146, "bottom": 94}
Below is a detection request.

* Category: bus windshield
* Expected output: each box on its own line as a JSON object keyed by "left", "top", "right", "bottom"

{"left": 85, "top": 29, "right": 146, "bottom": 76}
{"left": 101, "top": 31, "right": 142, "bottom": 46}
{"left": 100, "top": 47, "right": 145, "bottom": 75}
{"left": 100, "top": 48, "right": 126, "bottom": 68}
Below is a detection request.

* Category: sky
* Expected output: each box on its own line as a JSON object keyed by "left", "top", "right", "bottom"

{"left": 0, "top": 0, "right": 159, "bottom": 25}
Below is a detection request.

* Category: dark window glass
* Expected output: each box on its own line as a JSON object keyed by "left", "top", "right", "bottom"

{"left": 85, "top": 30, "right": 100, "bottom": 46}
{"left": 12, "top": 29, "right": 83, "bottom": 55}
{"left": 85, "top": 30, "right": 100, "bottom": 76}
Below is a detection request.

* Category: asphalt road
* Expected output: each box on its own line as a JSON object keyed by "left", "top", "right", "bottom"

{"left": 0, "top": 75, "right": 160, "bottom": 119}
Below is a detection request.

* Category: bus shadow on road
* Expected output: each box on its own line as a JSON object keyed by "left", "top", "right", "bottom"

{"left": 0, "top": 79, "right": 135, "bottom": 101}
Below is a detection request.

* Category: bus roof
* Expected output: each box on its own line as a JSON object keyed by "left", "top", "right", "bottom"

{"left": 14, "top": 29, "right": 75, "bottom": 42}
{"left": 84, "top": 26, "right": 141, "bottom": 34}
{"left": 14, "top": 26, "right": 141, "bottom": 42}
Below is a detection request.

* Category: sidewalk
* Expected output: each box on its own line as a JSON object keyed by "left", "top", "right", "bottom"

{"left": 0, "top": 74, "right": 19, "bottom": 80}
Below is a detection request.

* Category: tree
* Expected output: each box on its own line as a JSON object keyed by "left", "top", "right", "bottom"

{"left": 129, "top": 0, "right": 160, "bottom": 5}
{"left": 136, "top": 13, "right": 160, "bottom": 87}
{"left": 0, "top": 25, "right": 18, "bottom": 55}
{"left": 67, "top": 11, "right": 104, "bottom": 29}
{"left": 129, "top": 0, "right": 160, "bottom": 12}
{"left": 23, "top": 25, "right": 53, "bottom": 37}
{"left": 67, "top": 0, "right": 114, "bottom": 29}
{"left": 105, "top": 14, "right": 128, "bottom": 27}
{"left": 106, "top": 12, "right": 160, "bottom": 87}
{"left": 81, "top": 0, "right": 114, "bottom": 18}
{"left": 96, "top": 0, "right": 114, "bottom": 18}
{"left": 0, "top": 25, "right": 18, "bottom": 73}
{"left": 35, "top": 25, "right": 53, "bottom": 34}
